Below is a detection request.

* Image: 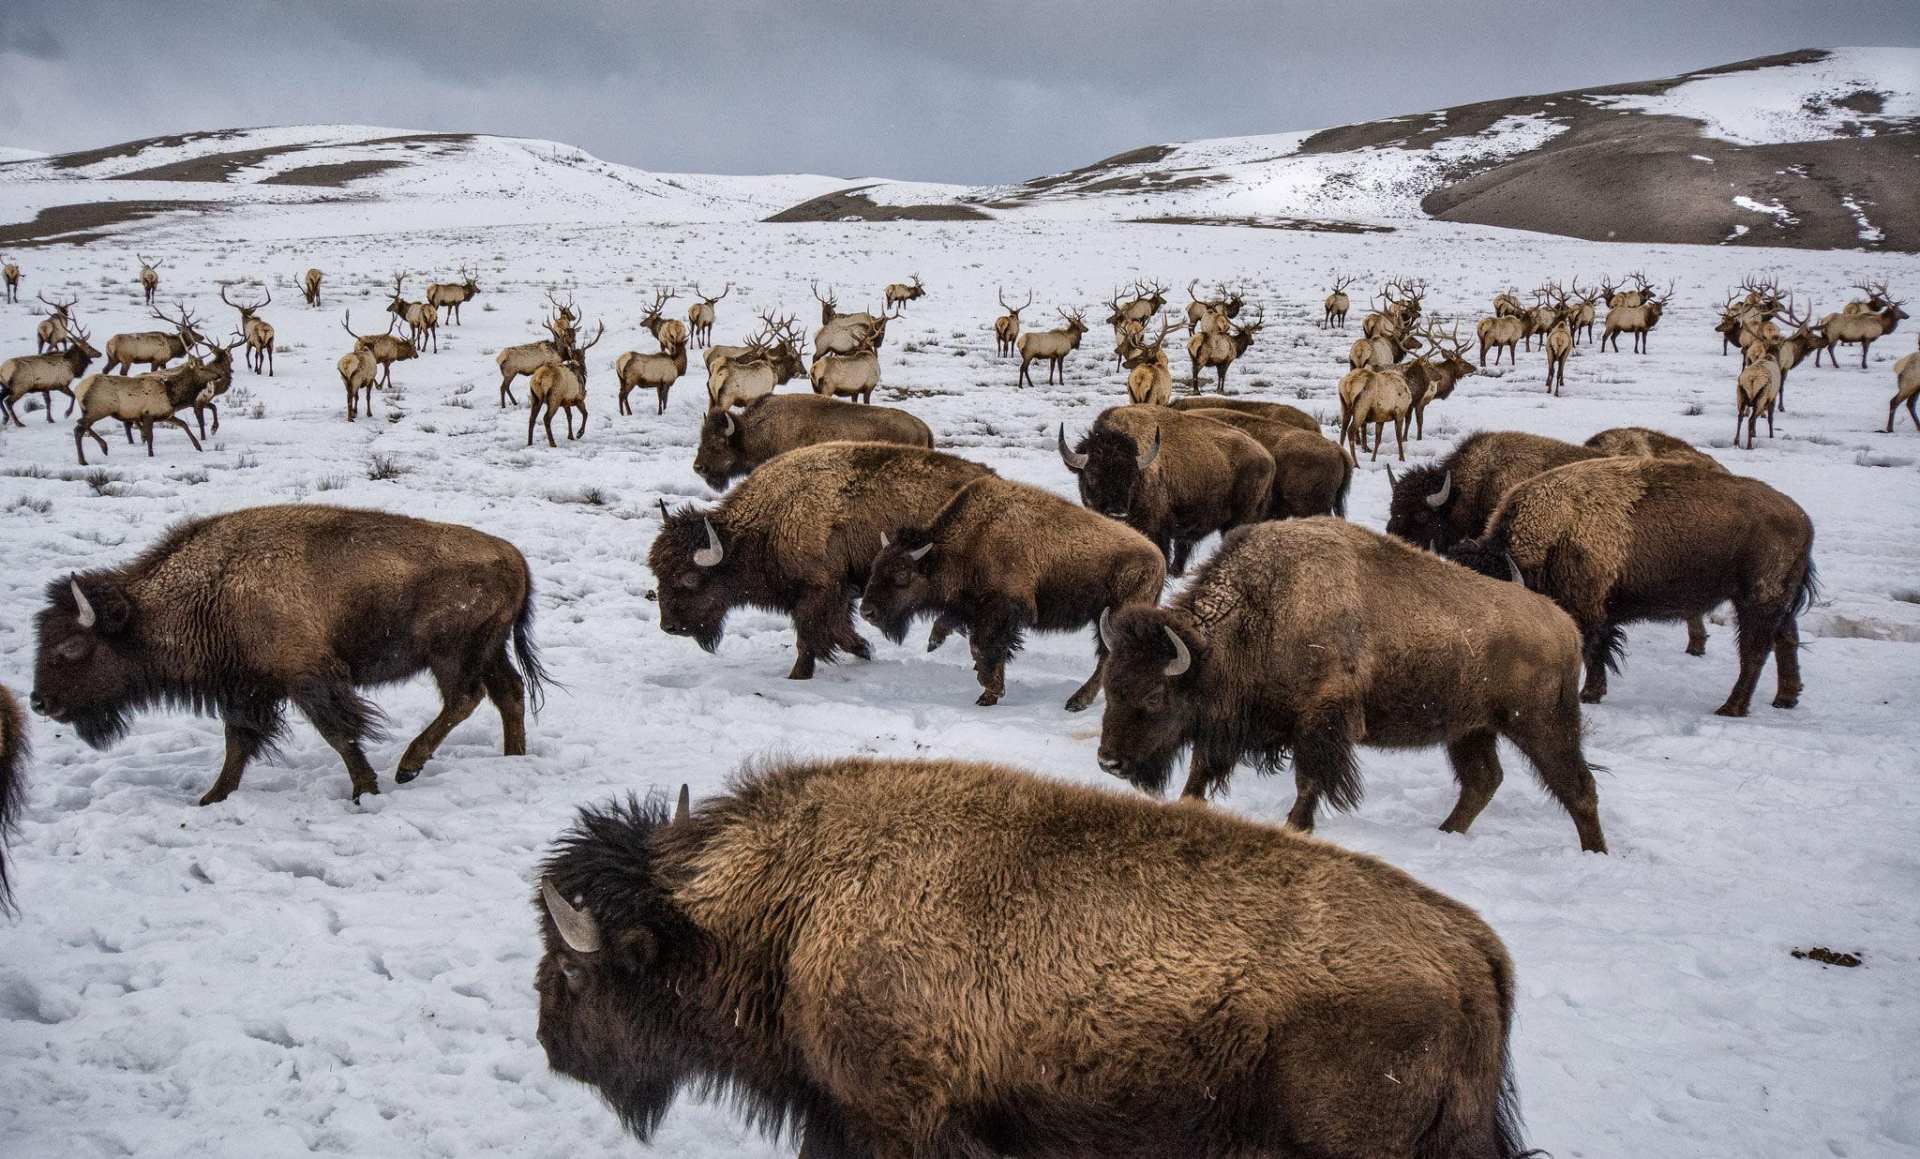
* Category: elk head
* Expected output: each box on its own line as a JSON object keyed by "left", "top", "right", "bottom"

{"left": 695, "top": 282, "right": 730, "bottom": 307}
{"left": 997, "top": 286, "right": 1032, "bottom": 320}
{"left": 810, "top": 281, "right": 839, "bottom": 324}
{"left": 220, "top": 282, "right": 270, "bottom": 323}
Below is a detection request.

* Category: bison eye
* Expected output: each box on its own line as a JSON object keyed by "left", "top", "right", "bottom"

{"left": 57, "top": 636, "right": 90, "bottom": 662}
{"left": 677, "top": 573, "right": 701, "bottom": 590}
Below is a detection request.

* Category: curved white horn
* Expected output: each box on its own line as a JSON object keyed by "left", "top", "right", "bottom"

{"left": 1058, "top": 424, "right": 1089, "bottom": 471}
{"left": 541, "top": 879, "right": 602, "bottom": 954}
{"left": 1137, "top": 430, "right": 1161, "bottom": 472}
{"left": 1098, "top": 608, "right": 1116, "bottom": 651}
{"left": 906, "top": 542, "right": 933, "bottom": 562}
{"left": 1425, "top": 470, "right": 1452, "bottom": 509}
{"left": 1162, "top": 625, "right": 1191, "bottom": 677}
{"left": 673, "top": 784, "right": 690, "bottom": 824}
{"left": 1505, "top": 553, "right": 1525, "bottom": 586}
{"left": 878, "top": 532, "right": 889, "bottom": 549}
{"left": 720, "top": 411, "right": 736, "bottom": 437}
{"left": 70, "top": 578, "right": 96, "bottom": 629}
{"left": 693, "top": 517, "right": 724, "bottom": 568}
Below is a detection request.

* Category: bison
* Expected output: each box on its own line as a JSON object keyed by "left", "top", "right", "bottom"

{"left": 692, "top": 394, "right": 933, "bottom": 491}
{"left": 534, "top": 756, "right": 1535, "bottom": 1159}
{"left": 858, "top": 476, "right": 1164, "bottom": 710}
{"left": 651, "top": 442, "right": 992, "bottom": 681}
{"left": 1583, "top": 425, "right": 1724, "bottom": 470}
{"left": 1098, "top": 518, "right": 1608, "bottom": 852}
{"left": 1059, "top": 405, "right": 1273, "bottom": 576}
{"left": 1183, "top": 407, "right": 1351, "bottom": 518}
{"left": 1168, "top": 394, "right": 1320, "bottom": 433}
{"left": 30, "top": 505, "right": 548, "bottom": 805}
{"left": 0, "top": 684, "right": 26, "bottom": 911}
{"left": 1448, "top": 457, "right": 1816, "bottom": 717}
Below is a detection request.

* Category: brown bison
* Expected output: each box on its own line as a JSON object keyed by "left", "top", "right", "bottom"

{"left": 651, "top": 442, "right": 992, "bottom": 680}
{"left": 691, "top": 394, "right": 933, "bottom": 491}
{"left": 535, "top": 756, "right": 1535, "bottom": 1158}
{"left": 1060, "top": 405, "right": 1273, "bottom": 575}
{"left": 1448, "top": 457, "right": 1816, "bottom": 717}
{"left": 1098, "top": 519, "right": 1608, "bottom": 852}
{"left": 1582, "top": 425, "right": 1723, "bottom": 470}
{"left": 1169, "top": 394, "right": 1320, "bottom": 433}
{"left": 0, "top": 684, "right": 26, "bottom": 912}
{"left": 1183, "top": 407, "right": 1352, "bottom": 518}
{"left": 858, "top": 476, "right": 1165, "bottom": 709}
{"left": 30, "top": 506, "right": 547, "bottom": 805}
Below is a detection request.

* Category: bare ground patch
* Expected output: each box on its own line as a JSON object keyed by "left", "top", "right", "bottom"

{"left": 0, "top": 200, "right": 221, "bottom": 248}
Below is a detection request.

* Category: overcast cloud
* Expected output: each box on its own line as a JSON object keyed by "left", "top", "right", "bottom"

{"left": 2, "top": 1, "right": 1915, "bottom": 182}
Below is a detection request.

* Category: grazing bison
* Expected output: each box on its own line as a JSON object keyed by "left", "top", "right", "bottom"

{"left": 691, "top": 394, "right": 933, "bottom": 491}
{"left": 1169, "top": 394, "right": 1320, "bottom": 433}
{"left": 859, "top": 476, "right": 1164, "bottom": 709}
{"left": 1098, "top": 519, "right": 1608, "bottom": 852}
{"left": 0, "top": 684, "right": 26, "bottom": 912}
{"left": 535, "top": 756, "right": 1535, "bottom": 1159}
{"left": 1583, "top": 425, "right": 1723, "bottom": 471}
{"left": 1449, "top": 457, "right": 1816, "bottom": 717}
{"left": 1184, "top": 407, "right": 1352, "bottom": 518}
{"left": 651, "top": 442, "right": 992, "bottom": 680}
{"left": 30, "top": 506, "right": 547, "bottom": 805}
{"left": 1060, "top": 405, "right": 1273, "bottom": 576}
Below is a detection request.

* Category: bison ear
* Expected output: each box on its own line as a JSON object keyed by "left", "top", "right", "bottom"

{"left": 617, "top": 926, "right": 660, "bottom": 971}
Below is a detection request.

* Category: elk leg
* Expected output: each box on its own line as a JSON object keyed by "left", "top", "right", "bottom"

{"left": 74, "top": 420, "right": 100, "bottom": 466}
{"left": 291, "top": 672, "right": 383, "bottom": 800}
{"left": 1392, "top": 416, "right": 1406, "bottom": 461}
{"left": 1439, "top": 730, "right": 1504, "bottom": 835}
{"left": 563, "top": 407, "right": 576, "bottom": 440}
{"left": 1686, "top": 614, "right": 1709, "bottom": 656}
{"left": 267, "top": 346, "right": 274, "bottom": 376}
{"left": 142, "top": 420, "right": 156, "bottom": 457}
{"left": 124, "top": 420, "right": 137, "bottom": 445}
{"left": 482, "top": 647, "right": 528, "bottom": 756}
{"left": 199, "top": 706, "right": 285, "bottom": 806}
{"left": 574, "top": 404, "right": 587, "bottom": 438}
{"left": 1503, "top": 714, "right": 1608, "bottom": 853}
{"left": 500, "top": 375, "right": 518, "bottom": 407}
{"left": 1765, "top": 406, "right": 1774, "bottom": 440}
{"left": 1018, "top": 356, "right": 1032, "bottom": 388}
{"left": 1907, "top": 395, "right": 1919, "bottom": 432}
{"left": 545, "top": 409, "right": 559, "bottom": 448}
{"left": 657, "top": 387, "right": 669, "bottom": 416}
{"left": 396, "top": 670, "right": 487, "bottom": 782}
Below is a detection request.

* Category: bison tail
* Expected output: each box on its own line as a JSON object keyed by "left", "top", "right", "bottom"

{"left": 1332, "top": 450, "right": 1354, "bottom": 519}
{"left": 510, "top": 566, "right": 555, "bottom": 716}
{"left": 1788, "top": 556, "right": 1819, "bottom": 619}
{"left": 0, "top": 687, "right": 27, "bottom": 913}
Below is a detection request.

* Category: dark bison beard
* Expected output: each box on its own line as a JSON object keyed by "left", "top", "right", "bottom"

{"left": 1115, "top": 740, "right": 1182, "bottom": 795}
{"left": 861, "top": 598, "right": 919, "bottom": 647}
{"left": 70, "top": 703, "right": 133, "bottom": 750}
{"left": 589, "top": 1072, "right": 681, "bottom": 1143}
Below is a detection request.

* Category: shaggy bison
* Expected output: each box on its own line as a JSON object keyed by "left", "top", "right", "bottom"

{"left": 535, "top": 756, "right": 1535, "bottom": 1158}
{"left": 1169, "top": 394, "right": 1320, "bottom": 433}
{"left": 1098, "top": 518, "right": 1608, "bottom": 852}
{"left": 1449, "top": 457, "right": 1816, "bottom": 716}
{"left": 651, "top": 442, "right": 992, "bottom": 680}
{"left": 1183, "top": 407, "right": 1352, "bottom": 518}
{"left": 0, "top": 684, "right": 26, "bottom": 911}
{"left": 858, "top": 476, "right": 1164, "bottom": 709}
{"left": 30, "top": 506, "right": 547, "bottom": 805}
{"left": 691, "top": 394, "right": 933, "bottom": 491}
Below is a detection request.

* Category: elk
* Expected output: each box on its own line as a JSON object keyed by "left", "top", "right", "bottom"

{"left": 1, "top": 324, "right": 99, "bottom": 426}
{"left": 528, "top": 320, "right": 602, "bottom": 447}
{"left": 69, "top": 363, "right": 209, "bottom": 466}
{"left": 297, "top": 267, "right": 322, "bottom": 307}
{"left": 684, "top": 282, "right": 729, "bottom": 347}
{"left": 136, "top": 254, "right": 162, "bottom": 305}
{"left": 992, "top": 287, "right": 1031, "bottom": 357}
{"left": 1569, "top": 279, "right": 1601, "bottom": 344}
{"left": 1403, "top": 322, "right": 1475, "bottom": 436}
{"left": 1766, "top": 297, "right": 1824, "bottom": 411}
{"left": 614, "top": 333, "right": 689, "bottom": 417}
{"left": 1186, "top": 304, "right": 1263, "bottom": 393}
{"left": 385, "top": 274, "right": 439, "bottom": 354}
{"left": 814, "top": 303, "right": 893, "bottom": 360}
{"left": 1107, "top": 290, "right": 1148, "bottom": 367}
{"left": 220, "top": 283, "right": 276, "bottom": 376}
{"left": 708, "top": 317, "right": 808, "bottom": 410}
{"left": 882, "top": 273, "right": 925, "bottom": 312}
{"left": 338, "top": 346, "right": 378, "bottom": 422}
{"left": 545, "top": 290, "right": 580, "bottom": 350}
{"left": 1888, "top": 339, "right": 1920, "bottom": 433}
{"left": 1522, "top": 286, "right": 1559, "bottom": 352}
{"left": 1600, "top": 280, "right": 1672, "bottom": 353}
{"left": 1117, "top": 278, "right": 1169, "bottom": 325}
{"left": 35, "top": 292, "right": 76, "bottom": 353}
{"left": 1017, "top": 307, "right": 1088, "bottom": 387}
{"left": 641, "top": 287, "right": 689, "bottom": 349}
{"left": 1542, "top": 290, "right": 1574, "bottom": 395}
{"left": 1320, "top": 273, "right": 1356, "bottom": 328}
{"left": 426, "top": 266, "right": 479, "bottom": 324}
{"left": 1817, "top": 281, "right": 1906, "bottom": 368}
{"left": 1349, "top": 325, "right": 1424, "bottom": 370}
{"left": 144, "top": 333, "right": 240, "bottom": 440}
{"left": 2, "top": 258, "right": 20, "bottom": 304}
{"left": 1183, "top": 279, "right": 1243, "bottom": 334}
{"left": 809, "top": 335, "right": 881, "bottom": 404}
{"left": 1475, "top": 312, "right": 1526, "bottom": 366}
{"left": 104, "top": 302, "right": 203, "bottom": 374}
{"left": 1603, "top": 271, "right": 1653, "bottom": 309}
{"left": 341, "top": 310, "right": 417, "bottom": 388}
{"left": 1341, "top": 367, "right": 1413, "bottom": 461}
{"left": 1491, "top": 287, "right": 1526, "bottom": 318}
{"left": 1734, "top": 344, "right": 1781, "bottom": 450}
{"left": 1123, "top": 315, "right": 1176, "bottom": 406}
{"left": 495, "top": 312, "right": 574, "bottom": 407}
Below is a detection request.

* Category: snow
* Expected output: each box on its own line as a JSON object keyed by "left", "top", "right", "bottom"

{"left": 1734, "top": 195, "right": 1799, "bottom": 226}
{"left": 1843, "top": 196, "right": 1887, "bottom": 244}
{"left": 1595, "top": 46, "right": 1920, "bottom": 145}
{"left": 1, "top": 167, "right": 1918, "bottom": 1159}
{"left": 0, "top": 146, "right": 48, "bottom": 165}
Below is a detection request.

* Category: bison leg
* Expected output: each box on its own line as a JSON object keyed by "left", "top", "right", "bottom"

{"left": 925, "top": 611, "right": 965, "bottom": 653}
{"left": 789, "top": 589, "right": 860, "bottom": 680}
{"left": 1064, "top": 623, "right": 1107, "bottom": 713}
{"left": 200, "top": 706, "right": 285, "bottom": 806}
{"left": 482, "top": 648, "right": 528, "bottom": 756}
{"left": 966, "top": 600, "right": 1029, "bottom": 707}
{"left": 291, "top": 673, "right": 383, "bottom": 800}
{"left": 1686, "top": 614, "right": 1710, "bottom": 656}
{"left": 1770, "top": 616, "right": 1803, "bottom": 709}
{"left": 1716, "top": 600, "right": 1789, "bottom": 717}
{"left": 1579, "top": 624, "right": 1623, "bottom": 704}
{"left": 396, "top": 677, "right": 487, "bottom": 783}
{"left": 1284, "top": 712, "right": 1363, "bottom": 832}
{"left": 1438, "top": 730, "right": 1504, "bottom": 836}
{"left": 1177, "top": 744, "right": 1239, "bottom": 799}
{"left": 1503, "top": 716, "right": 1608, "bottom": 853}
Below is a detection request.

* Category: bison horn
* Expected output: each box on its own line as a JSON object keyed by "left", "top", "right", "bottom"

{"left": 1162, "top": 625, "right": 1191, "bottom": 677}
{"left": 1137, "top": 430, "right": 1161, "bottom": 472}
{"left": 879, "top": 532, "right": 889, "bottom": 549}
{"left": 1425, "top": 471, "right": 1452, "bottom": 509}
{"left": 673, "top": 783, "right": 690, "bottom": 824}
{"left": 70, "top": 577, "right": 96, "bottom": 630}
{"left": 1058, "top": 424, "right": 1089, "bottom": 471}
{"left": 720, "top": 411, "right": 736, "bottom": 438}
{"left": 1505, "top": 553, "right": 1525, "bottom": 586}
{"left": 1098, "top": 608, "right": 1116, "bottom": 651}
{"left": 1385, "top": 464, "right": 1397, "bottom": 487}
{"left": 906, "top": 542, "right": 933, "bottom": 562}
{"left": 541, "top": 879, "right": 602, "bottom": 954}
{"left": 693, "top": 517, "right": 724, "bottom": 568}
{"left": 656, "top": 498, "right": 671, "bottom": 523}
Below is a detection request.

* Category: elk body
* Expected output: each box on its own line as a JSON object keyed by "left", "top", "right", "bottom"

{"left": 614, "top": 336, "right": 688, "bottom": 416}
{"left": 1735, "top": 346, "right": 1781, "bottom": 449}
{"left": 34, "top": 292, "right": 76, "bottom": 353}
{"left": 70, "top": 368, "right": 208, "bottom": 466}
{"left": 1475, "top": 313, "right": 1524, "bottom": 366}
{"left": 706, "top": 316, "right": 808, "bottom": 410}
{"left": 496, "top": 309, "right": 577, "bottom": 408}
{"left": 386, "top": 274, "right": 438, "bottom": 354}
{"left": 882, "top": 273, "right": 925, "bottom": 312}
{"left": 1321, "top": 274, "right": 1357, "bottom": 329}
{"left": 221, "top": 283, "right": 276, "bottom": 375}
{"left": 136, "top": 254, "right": 162, "bottom": 305}
{"left": 143, "top": 334, "right": 239, "bottom": 440}
{"left": 343, "top": 312, "right": 417, "bottom": 388}
{"left": 992, "top": 287, "right": 1030, "bottom": 357}
{"left": 1340, "top": 367, "right": 1413, "bottom": 461}
{"left": 684, "top": 283, "right": 729, "bottom": 347}
{"left": 1017, "top": 308, "right": 1088, "bottom": 387}
{"left": 1543, "top": 312, "right": 1574, "bottom": 395}
{"left": 1888, "top": 341, "right": 1920, "bottom": 432}
{"left": 298, "top": 267, "right": 323, "bottom": 307}
{"left": 2, "top": 259, "right": 19, "bottom": 304}
{"left": 1401, "top": 323, "right": 1475, "bottom": 437}
{"left": 1350, "top": 329, "right": 1423, "bottom": 370}
{"left": 810, "top": 345, "right": 881, "bottom": 404}
{"left": 1186, "top": 305, "right": 1263, "bottom": 393}
{"left": 1, "top": 328, "right": 100, "bottom": 426}
{"left": 1600, "top": 282, "right": 1672, "bottom": 354}
{"left": 104, "top": 303, "right": 202, "bottom": 374}
{"left": 691, "top": 394, "right": 932, "bottom": 490}
{"left": 338, "top": 347, "right": 378, "bottom": 421}
{"left": 528, "top": 322, "right": 602, "bottom": 447}
{"left": 1183, "top": 279, "right": 1243, "bottom": 333}
{"left": 1818, "top": 283, "right": 1907, "bottom": 369}
{"left": 640, "top": 287, "right": 688, "bottom": 350}
{"left": 426, "top": 267, "right": 479, "bottom": 324}
{"left": 1123, "top": 315, "right": 1176, "bottom": 406}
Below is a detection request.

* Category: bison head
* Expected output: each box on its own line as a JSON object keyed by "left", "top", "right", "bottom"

{"left": 691, "top": 410, "right": 744, "bottom": 491}
{"left": 1445, "top": 539, "right": 1526, "bottom": 587}
{"left": 648, "top": 502, "right": 733, "bottom": 653}
{"left": 858, "top": 530, "right": 937, "bottom": 645}
{"left": 32, "top": 574, "right": 142, "bottom": 748}
{"left": 1095, "top": 605, "right": 1201, "bottom": 794}
{"left": 535, "top": 789, "right": 701, "bottom": 1142}
{"left": 1061, "top": 423, "right": 1160, "bottom": 524}
{"left": 1384, "top": 465, "right": 1454, "bottom": 551}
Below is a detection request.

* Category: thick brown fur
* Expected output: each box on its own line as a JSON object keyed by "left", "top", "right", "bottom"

{"left": 1182, "top": 408, "right": 1351, "bottom": 518}
{"left": 0, "top": 684, "right": 27, "bottom": 912}
{"left": 858, "top": 477, "right": 1165, "bottom": 709}
{"left": 692, "top": 394, "right": 934, "bottom": 490}
{"left": 651, "top": 443, "right": 993, "bottom": 681}
{"left": 1582, "top": 427, "right": 1724, "bottom": 471}
{"left": 1064, "top": 405, "right": 1274, "bottom": 577}
{"left": 30, "top": 505, "right": 546, "bottom": 805}
{"left": 1099, "top": 519, "right": 1608, "bottom": 853}
{"left": 1448, "top": 458, "right": 1816, "bottom": 716}
{"left": 1386, "top": 431, "right": 1606, "bottom": 553}
{"left": 535, "top": 756, "right": 1534, "bottom": 1158}
{"left": 1168, "top": 395, "right": 1319, "bottom": 433}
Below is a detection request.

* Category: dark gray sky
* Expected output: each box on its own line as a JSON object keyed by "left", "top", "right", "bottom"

{"left": 2, "top": 2, "right": 1915, "bottom": 182}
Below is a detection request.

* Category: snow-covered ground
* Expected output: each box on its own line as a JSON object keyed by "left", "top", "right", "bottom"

{"left": 0, "top": 211, "right": 1917, "bottom": 1159}
{"left": 1595, "top": 46, "right": 1920, "bottom": 145}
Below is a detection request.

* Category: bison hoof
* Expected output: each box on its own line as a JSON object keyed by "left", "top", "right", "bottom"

{"left": 1712, "top": 703, "right": 1749, "bottom": 718}
{"left": 395, "top": 765, "right": 422, "bottom": 784}
{"left": 845, "top": 640, "right": 873, "bottom": 661}
{"left": 975, "top": 691, "right": 1000, "bottom": 707}
{"left": 1579, "top": 689, "right": 1605, "bottom": 704}
{"left": 1772, "top": 694, "right": 1800, "bottom": 710}
{"left": 1686, "top": 644, "right": 1707, "bottom": 657}
{"left": 1064, "top": 696, "right": 1092, "bottom": 713}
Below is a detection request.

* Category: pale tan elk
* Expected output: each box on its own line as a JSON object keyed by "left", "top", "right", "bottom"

{"left": 1349, "top": 326, "right": 1424, "bottom": 370}
{"left": 1184, "top": 280, "right": 1243, "bottom": 334}
{"left": 144, "top": 333, "right": 240, "bottom": 441}
{"left": 495, "top": 315, "right": 573, "bottom": 408}
{"left": 1492, "top": 288, "right": 1526, "bottom": 318}
{"left": 1123, "top": 315, "right": 1177, "bottom": 406}
{"left": 2, "top": 258, "right": 20, "bottom": 304}
{"left": 1187, "top": 305, "right": 1264, "bottom": 394}
{"left": 104, "top": 302, "right": 203, "bottom": 374}
{"left": 528, "top": 320, "right": 602, "bottom": 447}
{"left": 545, "top": 290, "right": 580, "bottom": 350}
{"left": 385, "top": 274, "right": 439, "bottom": 354}
{"left": 883, "top": 273, "right": 926, "bottom": 312}
{"left": 1522, "top": 287, "right": 1559, "bottom": 352}
{"left": 426, "top": 267, "right": 479, "bottom": 324}
{"left": 1603, "top": 271, "right": 1652, "bottom": 310}
{"left": 221, "top": 283, "right": 276, "bottom": 375}
{"left": 642, "top": 287, "right": 689, "bottom": 350}
{"left": 338, "top": 346, "right": 378, "bottom": 422}
{"left": 815, "top": 305, "right": 889, "bottom": 361}
{"left": 1818, "top": 281, "right": 1907, "bottom": 369}
{"left": 810, "top": 334, "right": 881, "bottom": 404}
{"left": 1887, "top": 339, "right": 1919, "bottom": 433}
{"left": 1321, "top": 274, "right": 1357, "bottom": 329}
{"left": 614, "top": 334, "right": 689, "bottom": 416}
{"left": 1569, "top": 280, "right": 1600, "bottom": 344}
{"left": 1734, "top": 344, "right": 1781, "bottom": 450}
{"left": 0, "top": 323, "right": 99, "bottom": 425}
{"left": 136, "top": 254, "right": 163, "bottom": 306}
{"left": 298, "top": 267, "right": 323, "bottom": 307}
{"left": 1118, "top": 278, "right": 1169, "bottom": 326}
{"left": 1543, "top": 290, "right": 1574, "bottom": 395}
{"left": 993, "top": 287, "right": 1031, "bottom": 357}
{"left": 1341, "top": 366, "right": 1413, "bottom": 462}
{"left": 1764, "top": 297, "right": 1823, "bottom": 411}
{"left": 342, "top": 310, "right": 417, "bottom": 388}
{"left": 686, "top": 283, "right": 730, "bottom": 347}
{"left": 705, "top": 310, "right": 800, "bottom": 372}
{"left": 35, "top": 292, "right": 77, "bottom": 353}
{"left": 706, "top": 316, "right": 808, "bottom": 409}
{"left": 1017, "top": 308, "right": 1089, "bottom": 387}
{"left": 1475, "top": 313, "right": 1525, "bottom": 367}
{"left": 70, "top": 351, "right": 219, "bottom": 466}
{"left": 1601, "top": 281, "right": 1672, "bottom": 354}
